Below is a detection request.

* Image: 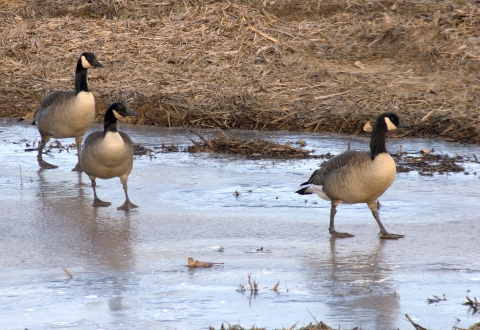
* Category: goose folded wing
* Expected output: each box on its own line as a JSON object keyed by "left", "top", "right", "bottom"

{"left": 301, "top": 151, "right": 370, "bottom": 186}
{"left": 39, "top": 91, "right": 76, "bottom": 110}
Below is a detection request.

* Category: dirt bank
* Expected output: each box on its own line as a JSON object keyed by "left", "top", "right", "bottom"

{"left": 1, "top": 0, "right": 479, "bottom": 142}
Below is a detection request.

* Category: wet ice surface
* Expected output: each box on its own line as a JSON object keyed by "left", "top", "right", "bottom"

{"left": 1, "top": 118, "right": 480, "bottom": 329}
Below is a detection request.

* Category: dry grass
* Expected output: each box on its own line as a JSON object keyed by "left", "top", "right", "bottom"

{"left": 468, "top": 322, "right": 480, "bottom": 330}
{"left": 188, "top": 128, "right": 310, "bottom": 159}
{"left": 1, "top": 0, "right": 479, "bottom": 142}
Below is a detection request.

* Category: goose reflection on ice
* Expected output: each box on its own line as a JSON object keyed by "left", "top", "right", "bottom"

{"left": 305, "top": 238, "right": 401, "bottom": 328}
{"left": 35, "top": 169, "right": 136, "bottom": 323}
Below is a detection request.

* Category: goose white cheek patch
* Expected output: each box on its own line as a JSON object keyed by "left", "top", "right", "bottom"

{"left": 385, "top": 117, "right": 397, "bottom": 131}
{"left": 81, "top": 56, "right": 91, "bottom": 69}
{"left": 112, "top": 110, "right": 123, "bottom": 119}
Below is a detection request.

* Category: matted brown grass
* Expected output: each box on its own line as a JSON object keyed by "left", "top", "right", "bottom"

{"left": 1, "top": 0, "right": 479, "bottom": 142}
{"left": 188, "top": 128, "right": 310, "bottom": 159}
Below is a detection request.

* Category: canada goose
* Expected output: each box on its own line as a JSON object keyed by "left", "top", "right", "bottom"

{"left": 296, "top": 112, "right": 409, "bottom": 239}
{"left": 33, "top": 52, "right": 103, "bottom": 170}
{"left": 80, "top": 102, "right": 138, "bottom": 210}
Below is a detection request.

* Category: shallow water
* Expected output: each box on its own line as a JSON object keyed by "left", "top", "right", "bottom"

{"left": 1, "top": 118, "right": 480, "bottom": 329}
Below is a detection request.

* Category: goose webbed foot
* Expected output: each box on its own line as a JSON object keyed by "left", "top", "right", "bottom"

{"left": 328, "top": 204, "right": 354, "bottom": 238}
{"left": 39, "top": 159, "right": 58, "bottom": 169}
{"left": 117, "top": 200, "right": 138, "bottom": 211}
{"left": 118, "top": 181, "right": 137, "bottom": 211}
{"left": 329, "top": 229, "right": 355, "bottom": 238}
{"left": 93, "top": 198, "right": 111, "bottom": 207}
{"left": 371, "top": 209, "right": 405, "bottom": 239}
{"left": 378, "top": 232, "right": 405, "bottom": 240}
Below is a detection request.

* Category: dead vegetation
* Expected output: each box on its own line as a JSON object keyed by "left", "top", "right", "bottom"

{"left": 406, "top": 295, "right": 480, "bottom": 330}
{"left": 62, "top": 267, "right": 73, "bottom": 279}
{"left": 296, "top": 322, "right": 334, "bottom": 330}
{"left": 427, "top": 294, "right": 447, "bottom": 304}
{"left": 208, "top": 321, "right": 334, "bottom": 330}
{"left": 1, "top": 0, "right": 479, "bottom": 142}
{"left": 187, "top": 257, "right": 224, "bottom": 268}
{"left": 466, "top": 322, "right": 480, "bottom": 330}
{"left": 15, "top": 132, "right": 479, "bottom": 175}
{"left": 247, "top": 273, "right": 259, "bottom": 294}
{"left": 236, "top": 273, "right": 259, "bottom": 294}
{"left": 184, "top": 129, "right": 479, "bottom": 175}
{"left": 132, "top": 143, "right": 154, "bottom": 156}
{"left": 405, "top": 313, "right": 428, "bottom": 330}
{"left": 392, "top": 149, "right": 480, "bottom": 176}
{"left": 188, "top": 128, "right": 309, "bottom": 159}
{"left": 464, "top": 296, "right": 480, "bottom": 314}
{"left": 208, "top": 323, "right": 266, "bottom": 330}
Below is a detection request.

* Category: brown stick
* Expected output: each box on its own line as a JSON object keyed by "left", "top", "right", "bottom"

{"left": 63, "top": 268, "right": 73, "bottom": 279}
{"left": 405, "top": 314, "right": 427, "bottom": 330}
{"left": 247, "top": 273, "right": 258, "bottom": 293}
{"left": 272, "top": 281, "right": 280, "bottom": 292}
{"left": 248, "top": 26, "right": 278, "bottom": 43}
{"left": 314, "top": 91, "right": 350, "bottom": 100}
{"left": 247, "top": 273, "right": 253, "bottom": 292}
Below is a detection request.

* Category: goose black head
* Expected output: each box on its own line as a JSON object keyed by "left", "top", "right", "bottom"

{"left": 104, "top": 103, "right": 138, "bottom": 132}
{"left": 378, "top": 112, "right": 410, "bottom": 131}
{"left": 110, "top": 102, "right": 138, "bottom": 119}
{"left": 79, "top": 52, "right": 104, "bottom": 69}
{"left": 370, "top": 112, "right": 410, "bottom": 158}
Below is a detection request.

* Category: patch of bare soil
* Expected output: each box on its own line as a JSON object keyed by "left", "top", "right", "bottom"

{"left": 1, "top": 0, "right": 479, "bottom": 142}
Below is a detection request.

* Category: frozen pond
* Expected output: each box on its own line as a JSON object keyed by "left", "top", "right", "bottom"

{"left": 1, "top": 118, "right": 480, "bottom": 329}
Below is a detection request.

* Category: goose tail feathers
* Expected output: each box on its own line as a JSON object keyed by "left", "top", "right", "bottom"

{"left": 295, "top": 186, "right": 312, "bottom": 195}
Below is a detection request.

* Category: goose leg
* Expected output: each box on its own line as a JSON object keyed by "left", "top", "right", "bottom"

{"left": 72, "top": 136, "right": 83, "bottom": 171}
{"left": 90, "top": 177, "right": 111, "bottom": 207}
{"left": 368, "top": 201, "right": 404, "bottom": 239}
{"left": 328, "top": 201, "right": 354, "bottom": 238}
{"left": 37, "top": 134, "right": 58, "bottom": 169}
{"left": 117, "top": 178, "right": 138, "bottom": 211}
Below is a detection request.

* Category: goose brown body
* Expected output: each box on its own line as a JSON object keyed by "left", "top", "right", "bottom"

{"left": 305, "top": 151, "right": 396, "bottom": 204}
{"left": 296, "top": 112, "right": 409, "bottom": 239}
{"left": 81, "top": 131, "right": 133, "bottom": 180}
{"left": 34, "top": 52, "right": 103, "bottom": 170}
{"left": 35, "top": 90, "right": 95, "bottom": 139}
{"left": 80, "top": 102, "right": 138, "bottom": 211}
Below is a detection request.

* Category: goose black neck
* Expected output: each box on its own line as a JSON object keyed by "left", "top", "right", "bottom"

{"left": 104, "top": 110, "right": 118, "bottom": 134}
{"left": 369, "top": 118, "right": 388, "bottom": 159}
{"left": 74, "top": 60, "right": 89, "bottom": 94}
